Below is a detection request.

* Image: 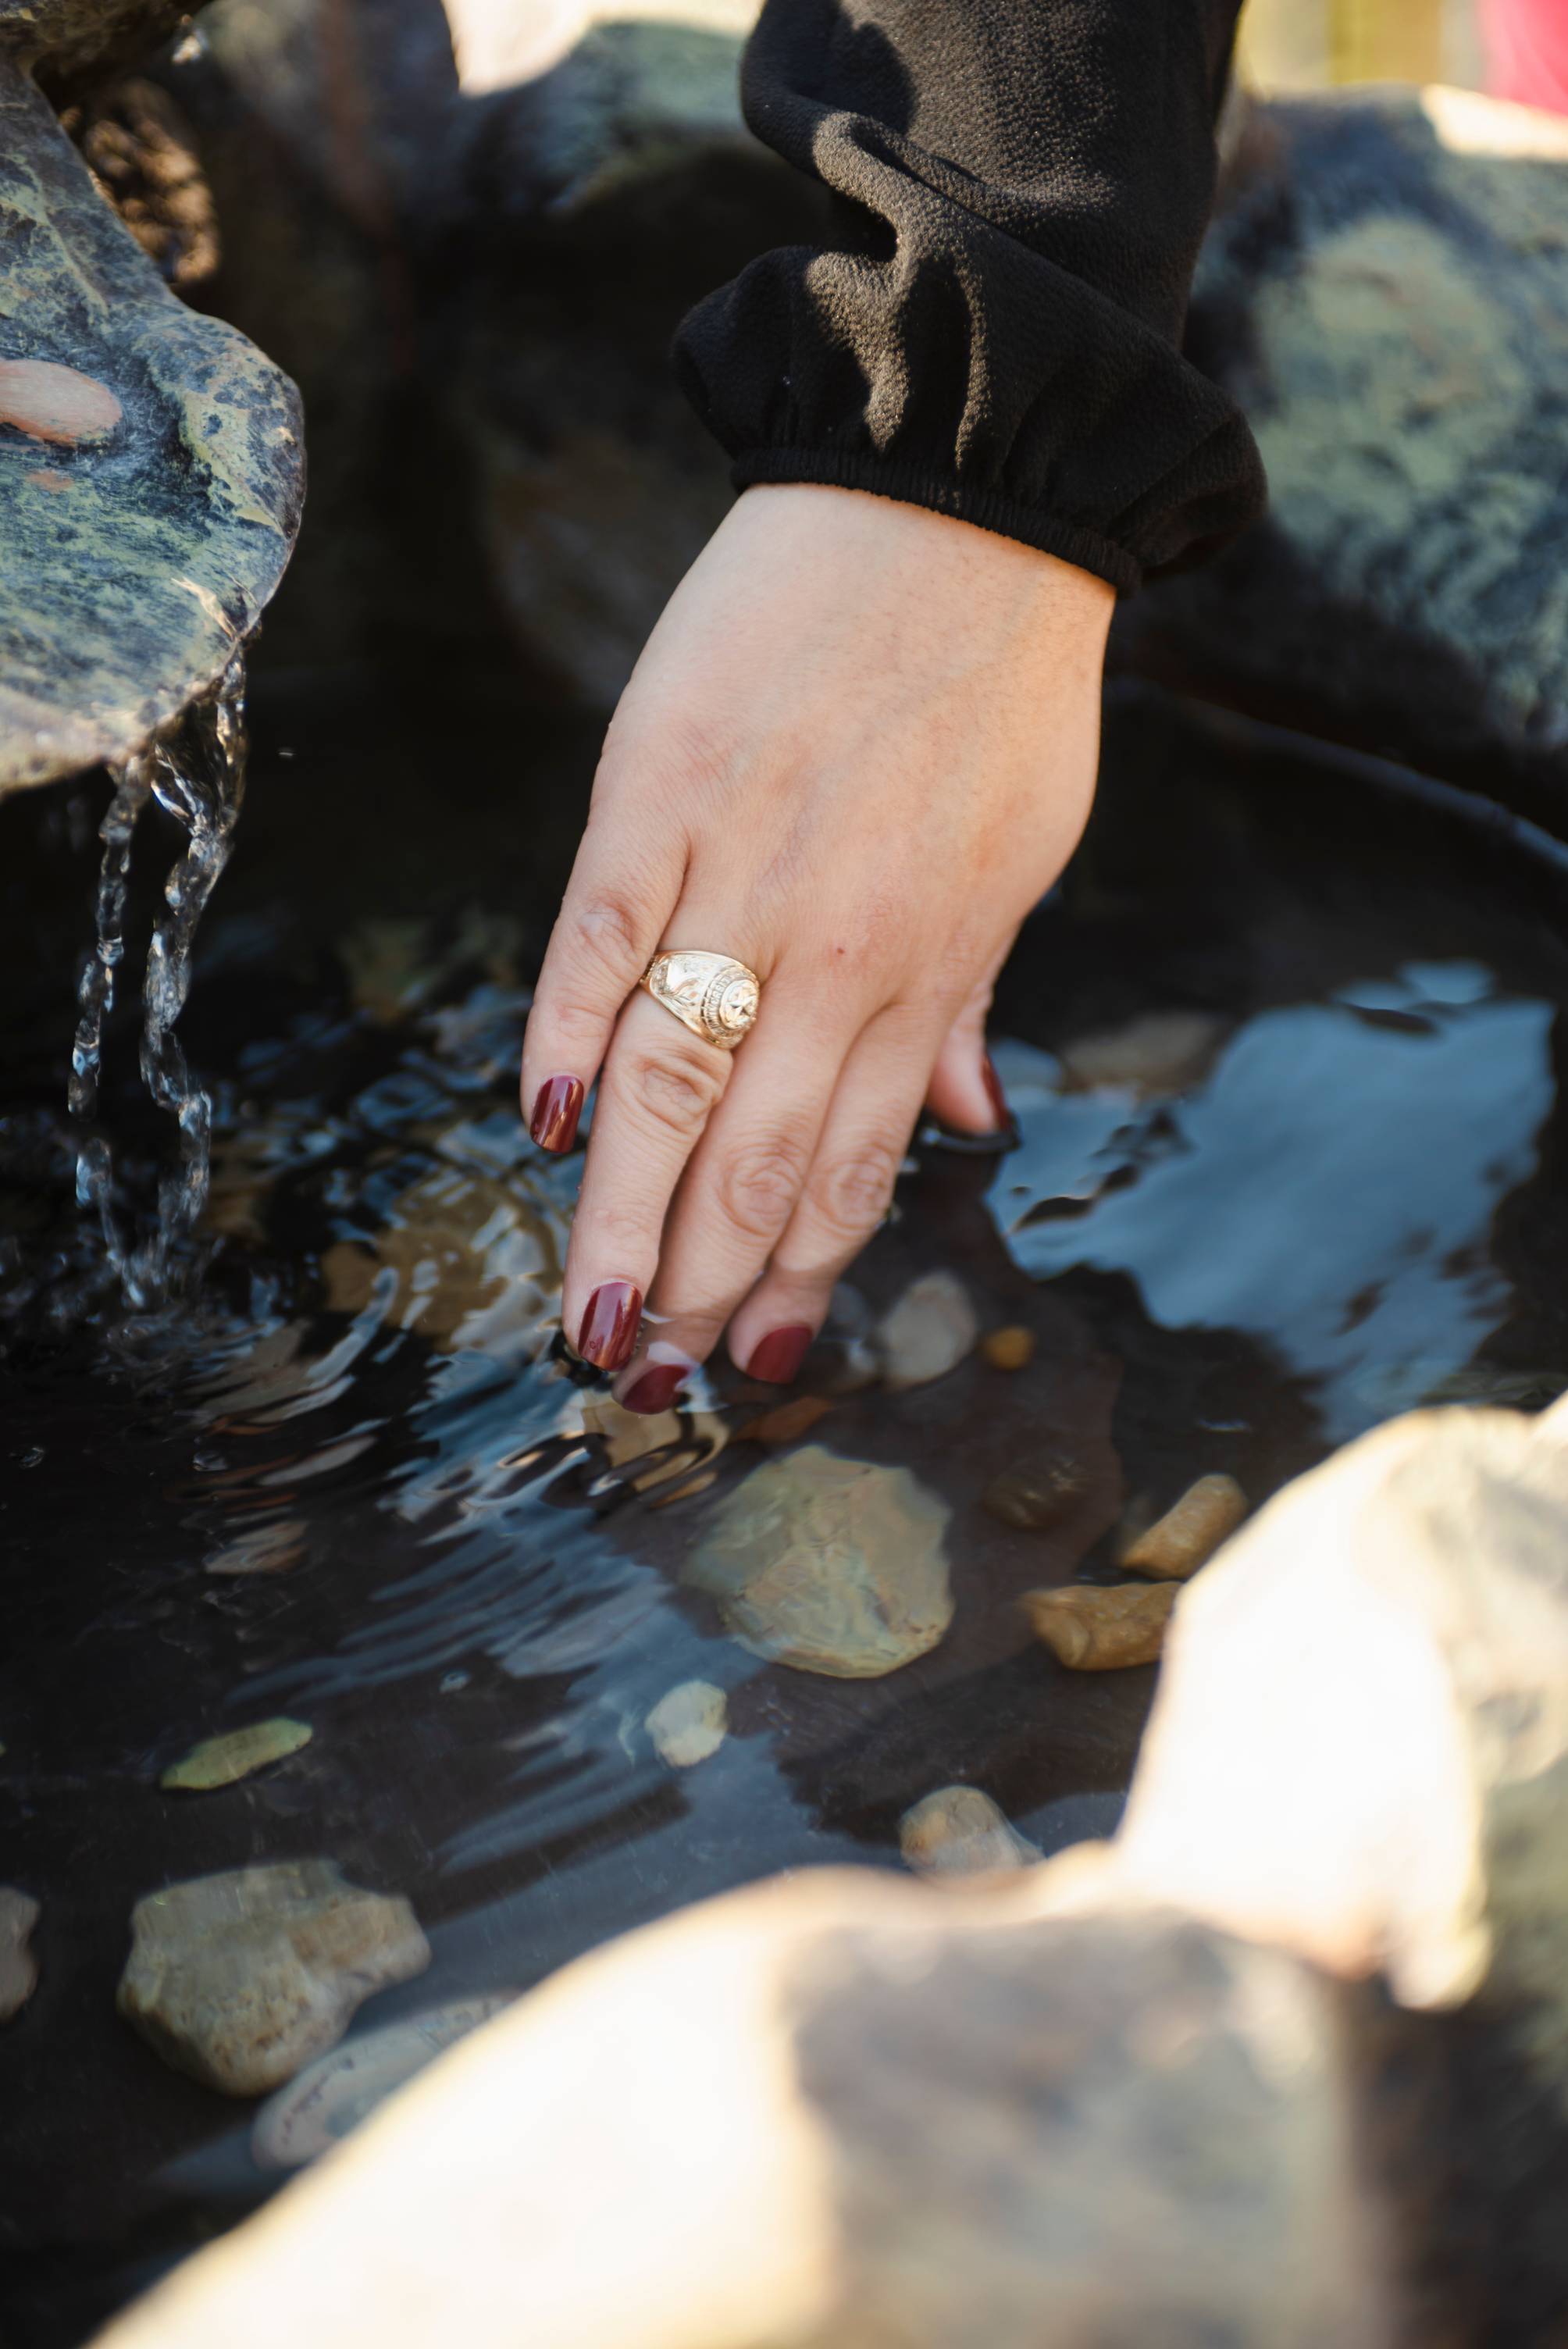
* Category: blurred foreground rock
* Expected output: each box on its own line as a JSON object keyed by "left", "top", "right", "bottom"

{"left": 1118, "top": 1403, "right": 1568, "bottom": 2078}
{"left": 1123, "top": 87, "right": 1568, "bottom": 818}
{"left": 0, "top": 34, "right": 301, "bottom": 795}
{"left": 98, "top": 1864, "right": 1395, "bottom": 2349}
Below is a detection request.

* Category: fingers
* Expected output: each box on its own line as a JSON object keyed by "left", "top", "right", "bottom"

{"left": 922, "top": 937, "right": 1014, "bottom": 1136}
{"left": 723, "top": 1003, "right": 939, "bottom": 1381}
{"left": 520, "top": 804, "right": 686, "bottom": 1156}
{"left": 609, "top": 985, "right": 863, "bottom": 1408}
{"left": 558, "top": 988, "right": 733, "bottom": 1368}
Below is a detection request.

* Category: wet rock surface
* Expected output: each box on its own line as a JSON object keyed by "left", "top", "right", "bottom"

{"left": 686, "top": 1445, "right": 954, "bottom": 1679}
{"left": 0, "top": 1888, "right": 40, "bottom": 2020}
{"left": 116, "top": 1861, "right": 430, "bottom": 2096}
{"left": 1122, "top": 87, "right": 1568, "bottom": 818}
{"left": 898, "top": 1786, "right": 1040, "bottom": 1878}
{"left": 0, "top": 54, "right": 301, "bottom": 794}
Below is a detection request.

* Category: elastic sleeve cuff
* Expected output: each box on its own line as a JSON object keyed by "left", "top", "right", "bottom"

{"left": 729, "top": 447, "right": 1145, "bottom": 596}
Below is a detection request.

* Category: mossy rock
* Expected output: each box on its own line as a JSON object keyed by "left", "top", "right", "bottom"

{"left": 1122, "top": 87, "right": 1568, "bottom": 823}
{"left": 0, "top": 56, "right": 302, "bottom": 796}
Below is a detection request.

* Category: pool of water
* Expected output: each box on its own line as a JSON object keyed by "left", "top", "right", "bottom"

{"left": 3, "top": 674, "right": 1568, "bottom": 2344}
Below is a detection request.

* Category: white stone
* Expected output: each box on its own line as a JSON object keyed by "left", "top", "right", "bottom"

{"left": 252, "top": 1995, "right": 515, "bottom": 2168}
{"left": 874, "top": 1271, "right": 980, "bottom": 1392}
{"left": 899, "top": 1788, "right": 1041, "bottom": 1878}
{"left": 645, "top": 1681, "right": 727, "bottom": 1767}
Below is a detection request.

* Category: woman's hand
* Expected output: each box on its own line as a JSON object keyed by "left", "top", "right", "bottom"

{"left": 519, "top": 483, "right": 1113, "bottom": 1408}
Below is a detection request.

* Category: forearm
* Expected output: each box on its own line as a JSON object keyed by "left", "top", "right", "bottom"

{"left": 674, "top": 0, "right": 1265, "bottom": 593}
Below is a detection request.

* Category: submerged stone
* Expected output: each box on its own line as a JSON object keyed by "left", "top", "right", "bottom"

{"left": 1025, "top": 1581, "right": 1178, "bottom": 1672}
{"left": 1122, "top": 1474, "right": 1249, "bottom": 1581}
{"left": 0, "top": 59, "right": 301, "bottom": 796}
{"left": 983, "top": 1453, "right": 1088, "bottom": 1531}
{"left": 252, "top": 1994, "right": 515, "bottom": 2169}
{"left": 686, "top": 1443, "right": 953, "bottom": 1678}
{"left": 117, "top": 1860, "right": 430, "bottom": 2097}
{"left": 1058, "top": 1010, "right": 1225, "bottom": 1098}
{"left": 0, "top": 1887, "right": 39, "bottom": 2020}
{"left": 899, "top": 1788, "right": 1041, "bottom": 1878}
{"left": 645, "top": 1680, "right": 727, "bottom": 1768}
{"left": 980, "top": 1324, "right": 1036, "bottom": 1372}
{"left": 159, "top": 1717, "right": 313, "bottom": 1791}
{"left": 874, "top": 1271, "right": 980, "bottom": 1392}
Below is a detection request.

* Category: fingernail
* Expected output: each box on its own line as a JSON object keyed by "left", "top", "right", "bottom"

{"left": 577, "top": 1281, "right": 642, "bottom": 1371}
{"left": 982, "top": 1053, "right": 1010, "bottom": 1129}
{"left": 747, "top": 1324, "right": 813, "bottom": 1385}
{"left": 620, "top": 1361, "right": 691, "bottom": 1415}
{"left": 530, "top": 1075, "right": 584, "bottom": 1153}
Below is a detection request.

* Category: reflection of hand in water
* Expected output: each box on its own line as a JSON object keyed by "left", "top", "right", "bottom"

{"left": 519, "top": 483, "right": 1112, "bottom": 1407}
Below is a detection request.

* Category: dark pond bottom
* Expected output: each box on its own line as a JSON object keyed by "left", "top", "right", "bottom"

{"left": 3, "top": 674, "right": 1568, "bottom": 2347}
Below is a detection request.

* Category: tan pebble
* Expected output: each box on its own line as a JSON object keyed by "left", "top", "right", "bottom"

{"left": 982, "top": 1325, "right": 1035, "bottom": 1372}
{"left": 160, "top": 1717, "right": 313, "bottom": 1791}
{"left": 0, "top": 358, "right": 121, "bottom": 447}
{"left": 744, "top": 1394, "right": 833, "bottom": 1446}
{"left": 1122, "top": 1474, "right": 1248, "bottom": 1581}
{"left": 26, "top": 466, "right": 72, "bottom": 492}
{"left": 899, "top": 1786, "right": 1040, "bottom": 1877}
{"left": 1023, "top": 1581, "right": 1177, "bottom": 1670}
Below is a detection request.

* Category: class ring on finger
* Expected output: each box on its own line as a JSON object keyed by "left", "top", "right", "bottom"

{"left": 640, "top": 950, "right": 761, "bottom": 1052}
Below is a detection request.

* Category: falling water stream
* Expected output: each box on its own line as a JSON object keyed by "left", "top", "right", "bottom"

{"left": 66, "top": 654, "right": 248, "bottom": 1308}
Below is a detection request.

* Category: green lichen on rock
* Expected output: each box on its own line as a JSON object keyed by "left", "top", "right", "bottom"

{"left": 0, "top": 55, "right": 302, "bottom": 795}
{"left": 159, "top": 1716, "right": 313, "bottom": 1791}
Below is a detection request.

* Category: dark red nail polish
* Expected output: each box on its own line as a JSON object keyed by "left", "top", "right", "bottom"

{"left": 530, "top": 1075, "right": 584, "bottom": 1153}
{"left": 748, "top": 1324, "right": 813, "bottom": 1385}
{"left": 621, "top": 1362, "right": 691, "bottom": 1416}
{"left": 577, "top": 1281, "right": 642, "bottom": 1371}
{"left": 982, "top": 1053, "right": 1010, "bottom": 1130}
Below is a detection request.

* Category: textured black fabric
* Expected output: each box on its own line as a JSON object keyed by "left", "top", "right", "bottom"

{"left": 673, "top": 0, "right": 1267, "bottom": 593}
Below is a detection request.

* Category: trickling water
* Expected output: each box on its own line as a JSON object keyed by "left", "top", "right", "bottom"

{"left": 66, "top": 651, "right": 248, "bottom": 1308}
{"left": 68, "top": 749, "right": 154, "bottom": 1274}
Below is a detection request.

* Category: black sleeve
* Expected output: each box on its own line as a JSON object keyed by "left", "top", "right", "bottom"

{"left": 672, "top": 0, "right": 1266, "bottom": 595}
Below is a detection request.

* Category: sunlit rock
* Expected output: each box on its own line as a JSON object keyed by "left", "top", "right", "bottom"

{"left": 1024, "top": 1581, "right": 1177, "bottom": 1671}
{"left": 252, "top": 1994, "right": 515, "bottom": 2169}
{"left": 874, "top": 1271, "right": 980, "bottom": 1392}
{"left": 159, "top": 1717, "right": 313, "bottom": 1791}
{"left": 97, "top": 1863, "right": 1393, "bottom": 2349}
{"left": 1121, "top": 1473, "right": 1249, "bottom": 1580}
{"left": 686, "top": 1444, "right": 953, "bottom": 1679}
{"left": 0, "top": 56, "right": 301, "bottom": 795}
{"left": 0, "top": 1887, "right": 39, "bottom": 2021}
{"left": 1117, "top": 1405, "right": 1568, "bottom": 2082}
{"left": 899, "top": 1787, "right": 1040, "bottom": 1879}
{"left": 117, "top": 1860, "right": 430, "bottom": 2096}
{"left": 645, "top": 1679, "right": 727, "bottom": 1769}
{"left": 1124, "top": 87, "right": 1568, "bottom": 819}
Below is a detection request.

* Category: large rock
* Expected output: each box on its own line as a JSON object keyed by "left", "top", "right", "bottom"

{"left": 1117, "top": 1403, "right": 1568, "bottom": 2089}
{"left": 685, "top": 1443, "right": 954, "bottom": 1677}
{"left": 96, "top": 1862, "right": 1395, "bottom": 2349}
{"left": 1122, "top": 87, "right": 1568, "bottom": 822}
{"left": 0, "top": 54, "right": 302, "bottom": 794}
{"left": 117, "top": 1860, "right": 430, "bottom": 2095}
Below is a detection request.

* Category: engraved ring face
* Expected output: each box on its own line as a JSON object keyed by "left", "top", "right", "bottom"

{"left": 642, "top": 951, "right": 761, "bottom": 1051}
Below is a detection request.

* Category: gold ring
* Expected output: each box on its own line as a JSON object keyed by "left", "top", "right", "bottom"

{"left": 641, "top": 950, "right": 761, "bottom": 1052}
